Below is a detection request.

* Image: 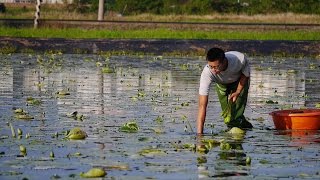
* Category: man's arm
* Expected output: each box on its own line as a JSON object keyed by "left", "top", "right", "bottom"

{"left": 197, "top": 95, "right": 209, "bottom": 134}
{"left": 229, "top": 73, "right": 249, "bottom": 102}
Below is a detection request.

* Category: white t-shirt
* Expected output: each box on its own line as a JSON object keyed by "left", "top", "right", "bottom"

{"left": 199, "top": 51, "right": 250, "bottom": 96}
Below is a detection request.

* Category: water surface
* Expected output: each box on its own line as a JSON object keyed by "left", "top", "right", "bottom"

{"left": 0, "top": 54, "right": 320, "bottom": 179}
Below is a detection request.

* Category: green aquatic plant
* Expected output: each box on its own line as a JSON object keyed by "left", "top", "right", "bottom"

{"left": 17, "top": 128, "right": 22, "bottom": 136}
{"left": 80, "top": 168, "right": 106, "bottom": 178}
{"left": 227, "top": 127, "right": 245, "bottom": 134}
{"left": 9, "top": 123, "right": 16, "bottom": 138}
{"left": 13, "top": 108, "right": 34, "bottom": 120}
{"left": 138, "top": 148, "right": 166, "bottom": 156}
{"left": 101, "top": 66, "right": 114, "bottom": 73}
{"left": 19, "top": 145, "right": 26, "bottom": 153}
{"left": 246, "top": 156, "right": 252, "bottom": 165}
{"left": 316, "top": 103, "right": 320, "bottom": 108}
{"left": 220, "top": 142, "right": 231, "bottom": 151}
{"left": 15, "top": 114, "right": 34, "bottom": 120}
{"left": 56, "top": 90, "right": 70, "bottom": 96}
{"left": 66, "top": 111, "right": 85, "bottom": 121}
{"left": 196, "top": 145, "right": 209, "bottom": 154}
{"left": 201, "top": 139, "right": 220, "bottom": 150}
{"left": 221, "top": 101, "right": 233, "bottom": 124}
{"left": 155, "top": 116, "right": 164, "bottom": 124}
{"left": 26, "top": 97, "right": 41, "bottom": 106}
{"left": 50, "top": 151, "right": 55, "bottom": 158}
{"left": 65, "top": 127, "right": 87, "bottom": 140}
{"left": 119, "top": 121, "right": 139, "bottom": 133}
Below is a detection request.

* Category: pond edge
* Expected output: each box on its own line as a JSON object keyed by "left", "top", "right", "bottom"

{"left": 0, "top": 37, "right": 319, "bottom": 57}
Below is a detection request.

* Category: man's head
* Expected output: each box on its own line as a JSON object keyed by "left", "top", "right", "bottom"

{"left": 206, "top": 47, "right": 226, "bottom": 74}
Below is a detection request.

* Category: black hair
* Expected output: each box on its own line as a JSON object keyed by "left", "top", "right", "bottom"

{"left": 206, "top": 47, "right": 225, "bottom": 62}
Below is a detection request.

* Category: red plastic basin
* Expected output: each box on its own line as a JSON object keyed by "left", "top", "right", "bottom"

{"left": 270, "top": 109, "right": 320, "bottom": 130}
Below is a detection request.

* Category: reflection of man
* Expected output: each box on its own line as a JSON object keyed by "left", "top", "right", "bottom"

{"left": 197, "top": 47, "right": 253, "bottom": 134}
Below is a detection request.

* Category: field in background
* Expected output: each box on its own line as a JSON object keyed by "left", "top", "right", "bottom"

{"left": 1, "top": 3, "right": 320, "bottom": 24}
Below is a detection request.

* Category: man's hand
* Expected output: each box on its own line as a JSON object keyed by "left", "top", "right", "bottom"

{"left": 229, "top": 91, "right": 240, "bottom": 103}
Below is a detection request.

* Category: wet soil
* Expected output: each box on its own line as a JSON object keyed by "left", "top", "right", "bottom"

{"left": 1, "top": 37, "right": 320, "bottom": 57}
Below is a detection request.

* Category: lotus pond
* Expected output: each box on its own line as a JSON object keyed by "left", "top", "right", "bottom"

{"left": 0, "top": 53, "right": 320, "bottom": 179}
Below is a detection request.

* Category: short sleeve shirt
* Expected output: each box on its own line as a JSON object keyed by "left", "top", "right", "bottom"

{"left": 199, "top": 51, "right": 250, "bottom": 95}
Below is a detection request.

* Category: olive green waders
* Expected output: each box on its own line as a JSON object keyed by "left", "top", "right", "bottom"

{"left": 215, "top": 80, "right": 253, "bottom": 129}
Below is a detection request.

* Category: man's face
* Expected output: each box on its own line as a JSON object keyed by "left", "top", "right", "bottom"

{"left": 208, "top": 59, "right": 223, "bottom": 74}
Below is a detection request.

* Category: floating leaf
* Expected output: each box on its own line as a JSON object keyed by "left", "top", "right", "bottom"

{"left": 154, "top": 116, "right": 164, "bottom": 124}
{"left": 181, "top": 102, "right": 189, "bottom": 106}
{"left": 287, "top": 69, "right": 297, "bottom": 74}
{"left": 26, "top": 97, "right": 41, "bottom": 105}
{"left": 201, "top": 139, "right": 220, "bottom": 150}
{"left": 246, "top": 156, "right": 251, "bottom": 165}
{"left": 80, "top": 168, "right": 106, "bottom": 178}
{"left": 197, "top": 145, "right": 209, "bottom": 154}
{"left": 17, "top": 128, "right": 23, "bottom": 136}
{"left": 13, "top": 108, "right": 27, "bottom": 114}
{"left": 138, "top": 148, "right": 166, "bottom": 156}
{"left": 220, "top": 142, "right": 231, "bottom": 151}
{"left": 15, "top": 114, "right": 34, "bottom": 120}
{"left": 65, "top": 127, "right": 87, "bottom": 140}
{"left": 227, "top": 127, "right": 245, "bottom": 134}
{"left": 101, "top": 66, "right": 114, "bottom": 73}
{"left": 19, "top": 145, "right": 26, "bottom": 153}
{"left": 119, "top": 121, "right": 139, "bottom": 133}
{"left": 50, "top": 151, "right": 55, "bottom": 158}
{"left": 56, "top": 90, "right": 70, "bottom": 96}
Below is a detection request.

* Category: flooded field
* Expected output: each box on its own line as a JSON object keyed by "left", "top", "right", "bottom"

{"left": 0, "top": 53, "right": 320, "bottom": 179}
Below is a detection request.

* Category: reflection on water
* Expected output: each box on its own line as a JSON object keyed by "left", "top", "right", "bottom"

{"left": 0, "top": 54, "right": 320, "bottom": 179}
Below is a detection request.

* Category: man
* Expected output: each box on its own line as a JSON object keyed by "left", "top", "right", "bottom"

{"left": 197, "top": 47, "right": 253, "bottom": 134}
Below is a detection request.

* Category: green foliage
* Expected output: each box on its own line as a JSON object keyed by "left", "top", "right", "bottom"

{"left": 54, "top": 0, "right": 320, "bottom": 15}
{"left": 109, "top": 0, "right": 320, "bottom": 15}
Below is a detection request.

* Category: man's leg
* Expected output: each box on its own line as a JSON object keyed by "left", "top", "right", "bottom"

{"left": 215, "top": 81, "right": 253, "bottom": 129}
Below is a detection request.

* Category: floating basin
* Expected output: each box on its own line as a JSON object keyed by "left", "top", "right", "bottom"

{"left": 270, "top": 109, "right": 320, "bottom": 130}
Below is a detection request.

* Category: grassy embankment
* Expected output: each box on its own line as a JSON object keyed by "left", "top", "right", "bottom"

{"left": 1, "top": 27, "right": 319, "bottom": 40}
{"left": 0, "top": 4, "right": 320, "bottom": 40}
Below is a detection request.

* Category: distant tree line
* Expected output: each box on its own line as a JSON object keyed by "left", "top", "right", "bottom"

{"left": 80, "top": 0, "right": 320, "bottom": 15}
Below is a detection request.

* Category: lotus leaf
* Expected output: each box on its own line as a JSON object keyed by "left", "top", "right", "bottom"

{"left": 65, "top": 127, "right": 87, "bottom": 140}
{"left": 138, "top": 148, "right": 166, "bottom": 156}
{"left": 15, "top": 114, "right": 34, "bottom": 120}
{"left": 26, "top": 97, "right": 41, "bottom": 105}
{"left": 220, "top": 142, "right": 231, "bottom": 151}
{"left": 227, "top": 127, "right": 245, "bottom": 134}
{"left": 56, "top": 90, "right": 70, "bottom": 96}
{"left": 201, "top": 139, "right": 220, "bottom": 149}
{"left": 19, "top": 145, "right": 26, "bottom": 153}
{"left": 13, "top": 108, "right": 26, "bottom": 114}
{"left": 119, "top": 121, "right": 139, "bottom": 133}
{"left": 101, "top": 67, "right": 114, "bottom": 73}
{"left": 17, "top": 128, "right": 22, "bottom": 135}
{"left": 196, "top": 145, "right": 209, "bottom": 154}
{"left": 246, "top": 156, "right": 251, "bottom": 165}
{"left": 50, "top": 151, "right": 54, "bottom": 158}
{"left": 80, "top": 168, "right": 106, "bottom": 178}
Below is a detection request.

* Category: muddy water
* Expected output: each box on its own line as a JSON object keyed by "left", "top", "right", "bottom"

{"left": 0, "top": 54, "right": 320, "bottom": 179}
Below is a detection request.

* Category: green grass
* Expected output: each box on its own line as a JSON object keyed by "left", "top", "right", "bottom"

{"left": 0, "top": 27, "right": 319, "bottom": 40}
